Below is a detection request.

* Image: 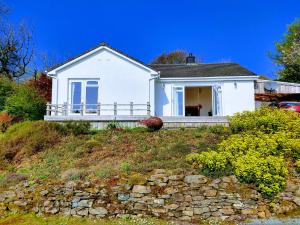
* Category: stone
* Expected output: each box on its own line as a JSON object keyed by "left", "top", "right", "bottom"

{"left": 194, "top": 207, "right": 210, "bottom": 215}
{"left": 40, "top": 190, "right": 49, "bottom": 196}
{"left": 77, "top": 199, "right": 93, "bottom": 208}
{"left": 183, "top": 210, "right": 193, "bottom": 216}
{"left": 0, "top": 191, "right": 16, "bottom": 201}
{"left": 294, "top": 189, "right": 300, "bottom": 197}
{"left": 222, "top": 177, "right": 231, "bottom": 183}
{"left": 134, "top": 203, "right": 147, "bottom": 210}
{"left": 293, "top": 197, "right": 300, "bottom": 206}
{"left": 184, "top": 175, "right": 208, "bottom": 184}
{"left": 258, "top": 211, "right": 266, "bottom": 218}
{"left": 164, "top": 187, "right": 179, "bottom": 195}
{"left": 13, "top": 200, "right": 28, "bottom": 207}
{"left": 241, "top": 209, "right": 257, "bottom": 215}
{"left": 164, "top": 204, "right": 179, "bottom": 210}
{"left": 118, "top": 193, "right": 130, "bottom": 201}
{"left": 44, "top": 200, "right": 53, "bottom": 207}
{"left": 148, "top": 174, "right": 168, "bottom": 183}
{"left": 179, "top": 216, "right": 192, "bottom": 221}
{"left": 233, "top": 202, "right": 245, "bottom": 210}
{"left": 285, "top": 181, "right": 299, "bottom": 192}
{"left": 220, "top": 207, "right": 234, "bottom": 215}
{"left": 204, "top": 189, "right": 217, "bottom": 197}
{"left": 153, "top": 169, "right": 166, "bottom": 174}
{"left": 77, "top": 208, "right": 89, "bottom": 216}
{"left": 89, "top": 207, "right": 108, "bottom": 216}
{"left": 132, "top": 185, "right": 151, "bottom": 194}
{"left": 153, "top": 198, "right": 164, "bottom": 205}
{"left": 168, "top": 175, "right": 184, "bottom": 181}
{"left": 192, "top": 196, "right": 204, "bottom": 201}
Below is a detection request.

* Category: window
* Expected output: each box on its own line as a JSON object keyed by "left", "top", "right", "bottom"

{"left": 69, "top": 80, "right": 99, "bottom": 114}
{"left": 86, "top": 81, "right": 99, "bottom": 113}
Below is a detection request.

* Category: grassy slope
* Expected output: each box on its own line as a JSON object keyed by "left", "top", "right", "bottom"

{"left": 0, "top": 123, "right": 228, "bottom": 186}
{"left": 0, "top": 213, "right": 171, "bottom": 225}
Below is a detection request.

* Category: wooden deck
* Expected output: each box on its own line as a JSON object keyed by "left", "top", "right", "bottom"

{"left": 44, "top": 115, "right": 229, "bottom": 129}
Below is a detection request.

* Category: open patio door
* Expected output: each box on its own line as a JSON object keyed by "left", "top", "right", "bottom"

{"left": 212, "top": 85, "right": 222, "bottom": 116}
{"left": 172, "top": 86, "right": 185, "bottom": 116}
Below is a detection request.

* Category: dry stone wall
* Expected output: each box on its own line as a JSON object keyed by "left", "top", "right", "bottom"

{"left": 0, "top": 169, "right": 300, "bottom": 223}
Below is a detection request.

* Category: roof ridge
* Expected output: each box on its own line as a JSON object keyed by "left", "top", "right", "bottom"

{"left": 149, "top": 62, "right": 238, "bottom": 66}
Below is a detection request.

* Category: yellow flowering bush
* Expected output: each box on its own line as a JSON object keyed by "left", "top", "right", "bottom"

{"left": 229, "top": 107, "right": 299, "bottom": 134}
{"left": 187, "top": 108, "right": 299, "bottom": 198}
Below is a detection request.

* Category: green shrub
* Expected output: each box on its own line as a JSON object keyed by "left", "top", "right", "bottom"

{"left": 60, "top": 121, "right": 91, "bottom": 135}
{"left": 120, "top": 161, "right": 131, "bottom": 173}
{"left": 5, "top": 85, "right": 46, "bottom": 120}
{"left": 0, "top": 77, "right": 15, "bottom": 111}
{"left": 61, "top": 168, "right": 86, "bottom": 181}
{"left": 229, "top": 107, "right": 299, "bottom": 134}
{"left": 106, "top": 121, "right": 121, "bottom": 130}
{"left": 0, "top": 121, "right": 63, "bottom": 163}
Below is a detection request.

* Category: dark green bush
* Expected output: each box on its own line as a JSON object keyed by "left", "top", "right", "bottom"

{"left": 60, "top": 122, "right": 91, "bottom": 135}
{"left": 0, "top": 77, "right": 15, "bottom": 111}
{"left": 5, "top": 85, "right": 46, "bottom": 120}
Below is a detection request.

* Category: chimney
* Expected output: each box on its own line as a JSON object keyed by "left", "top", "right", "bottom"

{"left": 186, "top": 53, "right": 196, "bottom": 64}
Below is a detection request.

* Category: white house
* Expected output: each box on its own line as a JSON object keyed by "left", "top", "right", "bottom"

{"left": 45, "top": 43, "right": 258, "bottom": 126}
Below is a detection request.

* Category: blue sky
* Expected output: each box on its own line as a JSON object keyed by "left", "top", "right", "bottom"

{"left": 7, "top": 0, "right": 300, "bottom": 79}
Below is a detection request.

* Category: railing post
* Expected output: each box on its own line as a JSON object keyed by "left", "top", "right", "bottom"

{"left": 97, "top": 103, "right": 101, "bottom": 116}
{"left": 130, "top": 102, "right": 133, "bottom": 116}
{"left": 46, "top": 102, "right": 50, "bottom": 116}
{"left": 114, "top": 102, "right": 117, "bottom": 116}
{"left": 80, "top": 102, "right": 84, "bottom": 116}
{"left": 147, "top": 102, "right": 150, "bottom": 116}
{"left": 55, "top": 104, "right": 58, "bottom": 116}
{"left": 63, "top": 102, "right": 67, "bottom": 116}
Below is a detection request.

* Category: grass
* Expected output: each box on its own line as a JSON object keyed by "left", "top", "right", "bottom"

{"left": 0, "top": 122, "right": 228, "bottom": 185}
{"left": 0, "top": 213, "right": 173, "bottom": 225}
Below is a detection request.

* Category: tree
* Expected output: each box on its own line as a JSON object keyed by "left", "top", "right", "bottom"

{"left": 273, "top": 19, "right": 300, "bottom": 83}
{"left": 151, "top": 50, "right": 196, "bottom": 64}
{"left": 27, "top": 72, "right": 52, "bottom": 102}
{"left": 0, "top": 2, "right": 34, "bottom": 80}
{"left": 5, "top": 85, "right": 46, "bottom": 120}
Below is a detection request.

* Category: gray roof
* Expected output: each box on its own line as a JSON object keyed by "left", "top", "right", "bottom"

{"left": 149, "top": 63, "right": 256, "bottom": 78}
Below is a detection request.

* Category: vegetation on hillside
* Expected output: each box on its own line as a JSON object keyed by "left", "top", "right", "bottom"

{"left": 187, "top": 108, "right": 300, "bottom": 198}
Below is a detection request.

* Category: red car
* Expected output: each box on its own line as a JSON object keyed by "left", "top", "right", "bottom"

{"left": 279, "top": 102, "right": 300, "bottom": 112}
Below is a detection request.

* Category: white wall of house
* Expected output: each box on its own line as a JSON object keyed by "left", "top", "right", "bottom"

{"left": 50, "top": 48, "right": 157, "bottom": 116}
{"left": 155, "top": 79, "right": 255, "bottom": 116}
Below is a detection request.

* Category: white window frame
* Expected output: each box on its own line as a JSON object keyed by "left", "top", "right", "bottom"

{"left": 68, "top": 79, "right": 100, "bottom": 115}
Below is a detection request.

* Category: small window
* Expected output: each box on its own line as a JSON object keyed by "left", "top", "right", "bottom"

{"left": 87, "top": 81, "right": 98, "bottom": 85}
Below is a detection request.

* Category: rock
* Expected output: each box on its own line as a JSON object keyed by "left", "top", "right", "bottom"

{"left": 194, "top": 207, "right": 210, "bottom": 215}
{"left": 89, "top": 207, "right": 108, "bottom": 216}
{"left": 179, "top": 216, "right": 192, "bottom": 221}
{"left": 148, "top": 174, "right": 168, "bottom": 183}
{"left": 168, "top": 175, "right": 184, "bottom": 181}
{"left": 0, "top": 191, "right": 16, "bottom": 201}
{"left": 164, "top": 187, "right": 179, "bottom": 195}
{"left": 222, "top": 177, "right": 231, "bottom": 183}
{"left": 241, "top": 209, "right": 257, "bottom": 215}
{"left": 44, "top": 200, "right": 53, "bottom": 207}
{"left": 77, "top": 208, "right": 89, "bottom": 216}
{"left": 13, "top": 200, "right": 28, "bottom": 207}
{"left": 134, "top": 203, "right": 147, "bottom": 210}
{"left": 77, "top": 199, "right": 93, "bottom": 208}
{"left": 183, "top": 210, "right": 193, "bottom": 216}
{"left": 293, "top": 197, "right": 300, "bottom": 206}
{"left": 204, "top": 189, "right": 217, "bottom": 197}
{"left": 192, "top": 196, "right": 204, "bottom": 201}
{"left": 184, "top": 175, "right": 208, "bottom": 185}
{"left": 153, "top": 198, "right": 164, "bottom": 205}
{"left": 258, "top": 211, "right": 266, "bottom": 218}
{"left": 132, "top": 185, "right": 151, "bottom": 194}
{"left": 164, "top": 204, "right": 179, "bottom": 210}
{"left": 220, "top": 207, "right": 234, "bottom": 215}
{"left": 285, "top": 181, "right": 299, "bottom": 192}
{"left": 233, "top": 202, "right": 244, "bottom": 210}
{"left": 118, "top": 193, "right": 130, "bottom": 201}
{"left": 40, "top": 190, "right": 49, "bottom": 196}
{"left": 294, "top": 188, "right": 300, "bottom": 197}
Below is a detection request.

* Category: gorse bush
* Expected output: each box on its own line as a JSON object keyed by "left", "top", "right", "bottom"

{"left": 0, "top": 121, "right": 64, "bottom": 164}
{"left": 187, "top": 108, "right": 300, "bottom": 198}
{"left": 229, "top": 107, "right": 299, "bottom": 134}
{"left": 60, "top": 121, "right": 91, "bottom": 135}
{"left": 0, "top": 112, "right": 14, "bottom": 132}
{"left": 296, "top": 160, "right": 300, "bottom": 173}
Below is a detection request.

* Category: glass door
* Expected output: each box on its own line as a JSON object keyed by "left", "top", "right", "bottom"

{"left": 212, "top": 85, "right": 222, "bottom": 116}
{"left": 70, "top": 81, "right": 82, "bottom": 113}
{"left": 85, "top": 81, "right": 99, "bottom": 113}
{"left": 173, "top": 86, "right": 184, "bottom": 116}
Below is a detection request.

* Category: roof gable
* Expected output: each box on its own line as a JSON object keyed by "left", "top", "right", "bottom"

{"left": 47, "top": 42, "right": 158, "bottom": 76}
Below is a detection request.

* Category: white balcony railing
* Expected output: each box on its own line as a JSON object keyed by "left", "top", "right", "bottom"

{"left": 255, "top": 80, "right": 300, "bottom": 94}
{"left": 46, "top": 102, "right": 151, "bottom": 116}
